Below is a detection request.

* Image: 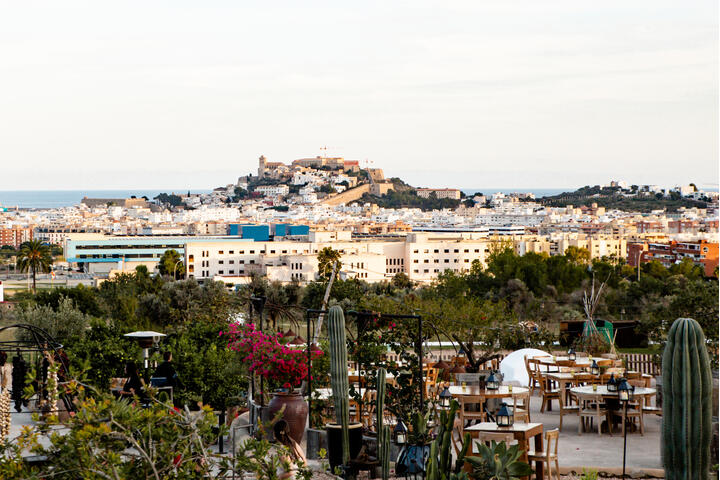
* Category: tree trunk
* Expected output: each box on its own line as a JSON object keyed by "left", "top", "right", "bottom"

{"left": 32, "top": 267, "right": 37, "bottom": 292}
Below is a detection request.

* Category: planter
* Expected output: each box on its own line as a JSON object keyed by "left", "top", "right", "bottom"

{"left": 325, "top": 422, "right": 363, "bottom": 471}
{"left": 395, "top": 444, "right": 431, "bottom": 475}
{"left": 267, "top": 392, "right": 308, "bottom": 444}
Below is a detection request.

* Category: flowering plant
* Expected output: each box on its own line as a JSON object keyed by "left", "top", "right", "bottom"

{"left": 221, "top": 322, "right": 323, "bottom": 390}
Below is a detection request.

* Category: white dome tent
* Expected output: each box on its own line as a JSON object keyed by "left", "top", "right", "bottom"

{"left": 499, "top": 348, "right": 550, "bottom": 386}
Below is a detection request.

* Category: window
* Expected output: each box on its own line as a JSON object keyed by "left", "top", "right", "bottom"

{"left": 229, "top": 270, "right": 235, "bottom": 274}
{"left": 270, "top": 250, "right": 276, "bottom": 254}
{"left": 413, "top": 250, "right": 419, "bottom": 253}
{"left": 414, "top": 259, "right": 419, "bottom": 263}
{"left": 464, "top": 259, "right": 469, "bottom": 263}
{"left": 434, "top": 249, "right": 439, "bottom": 253}
{"left": 444, "top": 259, "right": 449, "bottom": 263}
{"left": 434, "top": 259, "right": 439, "bottom": 263}
{"left": 219, "top": 251, "right": 224, "bottom": 255}
{"left": 239, "top": 260, "right": 244, "bottom": 264}
{"left": 454, "top": 249, "right": 459, "bottom": 253}
{"left": 229, "top": 260, "right": 234, "bottom": 264}
{"left": 475, "top": 249, "right": 479, "bottom": 253}
{"left": 424, "top": 269, "right": 429, "bottom": 273}
{"left": 218, "top": 260, "right": 224, "bottom": 264}
{"left": 413, "top": 269, "right": 419, "bottom": 273}
{"left": 229, "top": 251, "right": 234, "bottom": 254}
{"left": 219, "top": 270, "right": 224, "bottom": 275}
{"left": 282, "top": 250, "right": 287, "bottom": 254}
{"left": 188, "top": 255, "right": 194, "bottom": 261}
{"left": 444, "top": 249, "right": 449, "bottom": 253}
{"left": 464, "top": 249, "right": 469, "bottom": 253}
{"left": 424, "top": 259, "right": 429, "bottom": 263}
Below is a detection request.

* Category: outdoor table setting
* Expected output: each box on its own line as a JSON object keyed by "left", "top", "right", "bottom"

{"left": 465, "top": 422, "right": 545, "bottom": 479}
{"left": 570, "top": 384, "right": 656, "bottom": 435}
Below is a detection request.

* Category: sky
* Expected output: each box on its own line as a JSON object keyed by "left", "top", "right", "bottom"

{"left": 0, "top": 1, "right": 717, "bottom": 191}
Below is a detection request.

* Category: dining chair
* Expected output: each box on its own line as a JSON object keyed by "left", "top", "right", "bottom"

{"left": 458, "top": 394, "right": 486, "bottom": 427}
{"left": 578, "top": 394, "right": 608, "bottom": 436}
{"left": 512, "top": 390, "right": 531, "bottom": 423}
{"left": 536, "top": 369, "right": 560, "bottom": 413}
{"left": 557, "top": 386, "right": 579, "bottom": 431}
{"left": 474, "top": 431, "right": 516, "bottom": 447}
{"left": 528, "top": 429, "right": 560, "bottom": 480}
{"left": 525, "top": 356, "right": 541, "bottom": 395}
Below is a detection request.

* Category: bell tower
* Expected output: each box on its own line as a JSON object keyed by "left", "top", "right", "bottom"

{"left": 258, "top": 155, "right": 267, "bottom": 178}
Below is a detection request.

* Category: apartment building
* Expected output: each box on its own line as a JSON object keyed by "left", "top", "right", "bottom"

{"left": 0, "top": 226, "right": 33, "bottom": 248}
{"left": 416, "top": 188, "right": 462, "bottom": 200}
{"left": 628, "top": 240, "right": 719, "bottom": 277}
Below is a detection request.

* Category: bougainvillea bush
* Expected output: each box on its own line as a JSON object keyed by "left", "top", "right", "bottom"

{"left": 221, "top": 322, "right": 322, "bottom": 390}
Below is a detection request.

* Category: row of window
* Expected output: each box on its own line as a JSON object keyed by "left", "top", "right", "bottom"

{"left": 385, "top": 258, "right": 404, "bottom": 265}
{"left": 414, "top": 258, "right": 471, "bottom": 264}
{"left": 412, "top": 248, "right": 484, "bottom": 254}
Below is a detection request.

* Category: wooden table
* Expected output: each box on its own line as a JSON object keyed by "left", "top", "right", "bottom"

{"left": 465, "top": 422, "right": 544, "bottom": 479}
{"left": 570, "top": 385, "right": 656, "bottom": 434}
{"left": 537, "top": 356, "right": 591, "bottom": 367}
{"left": 449, "top": 385, "right": 529, "bottom": 398}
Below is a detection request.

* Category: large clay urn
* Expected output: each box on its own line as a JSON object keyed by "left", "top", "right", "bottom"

{"left": 267, "top": 392, "right": 308, "bottom": 443}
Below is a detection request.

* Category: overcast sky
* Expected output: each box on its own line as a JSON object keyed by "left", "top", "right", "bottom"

{"left": 0, "top": 1, "right": 717, "bottom": 191}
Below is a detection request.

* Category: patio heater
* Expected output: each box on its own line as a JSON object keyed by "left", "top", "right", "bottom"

{"left": 617, "top": 378, "right": 635, "bottom": 479}
{"left": 123, "top": 331, "right": 166, "bottom": 379}
{"left": 496, "top": 402, "right": 513, "bottom": 427}
{"left": 439, "top": 386, "right": 452, "bottom": 408}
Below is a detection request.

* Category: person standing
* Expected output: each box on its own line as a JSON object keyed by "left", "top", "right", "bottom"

{"left": 153, "top": 351, "right": 178, "bottom": 387}
{"left": 11, "top": 349, "right": 27, "bottom": 413}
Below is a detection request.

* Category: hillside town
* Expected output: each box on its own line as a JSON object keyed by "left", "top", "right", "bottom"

{"left": 0, "top": 155, "right": 717, "bottom": 290}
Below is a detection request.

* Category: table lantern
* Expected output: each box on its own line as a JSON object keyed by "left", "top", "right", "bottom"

{"left": 617, "top": 378, "right": 635, "bottom": 402}
{"left": 496, "top": 402, "right": 513, "bottom": 427}
{"left": 567, "top": 347, "right": 576, "bottom": 362}
{"left": 439, "top": 386, "right": 452, "bottom": 408}
{"left": 486, "top": 371, "right": 500, "bottom": 390}
{"left": 606, "top": 373, "right": 618, "bottom": 392}
{"left": 393, "top": 420, "right": 407, "bottom": 445}
{"left": 590, "top": 359, "right": 600, "bottom": 376}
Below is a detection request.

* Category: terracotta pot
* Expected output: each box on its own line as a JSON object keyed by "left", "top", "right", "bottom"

{"left": 267, "top": 392, "right": 308, "bottom": 444}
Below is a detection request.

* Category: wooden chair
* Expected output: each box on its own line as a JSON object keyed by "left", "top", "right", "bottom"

{"left": 578, "top": 395, "right": 608, "bottom": 436}
{"left": 557, "top": 386, "right": 579, "bottom": 431}
{"left": 525, "top": 356, "right": 541, "bottom": 395}
{"left": 535, "top": 369, "right": 560, "bottom": 413}
{"left": 474, "top": 431, "right": 515, "bottom": 447}
{"left": 458, "top": 394, "right": 486, "bottom": 427}
{"left": 527, "top": 428, "right": 560, "bottom": 480}
{"left": 512, "top": 390, "right": 531, "bottom": 423}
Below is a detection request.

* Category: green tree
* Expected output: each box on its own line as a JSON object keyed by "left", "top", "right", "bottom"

{"left": 15, "top": 297, "right": 90, "bottom": 345}
{"left": 158, "top": 249, "right": 184, "bottom": 279}
{"left": 565, "top": 246, "right": 591, "bottom": 265}
{"left": 16, "top": 239, "right": 52, "bottom": 291}
{"left": 316, "top": 246, "right": 341, "bottom": 280}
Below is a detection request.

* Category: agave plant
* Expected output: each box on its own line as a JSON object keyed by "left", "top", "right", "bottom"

{"left": 464, "top": 441, "right": 533, "bottom": 480}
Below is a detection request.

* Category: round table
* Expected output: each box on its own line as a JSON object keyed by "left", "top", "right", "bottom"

{"left": 570, "top": 385, "right": 656, "bottom": 435}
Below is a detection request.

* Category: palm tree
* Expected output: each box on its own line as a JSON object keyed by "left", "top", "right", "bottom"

{"left": 16, "top": 240, "right": 52, "bottom": 292}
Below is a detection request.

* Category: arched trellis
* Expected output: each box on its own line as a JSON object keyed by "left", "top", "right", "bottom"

{"left": 0, "top": 324, "right": 72, "bottom": 414}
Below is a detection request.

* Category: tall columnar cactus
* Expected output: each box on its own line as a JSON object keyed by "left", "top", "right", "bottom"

{"left": 662, "top": 317, "right": 712, "bottom": 480}
{"left": 376, "top": 368, "right": 389, "bottom": 479}
{"left": 379, "top": 425, "right": 391, "bottom": 480}
{"left": 426, "top": 399, "right": 470, "bottom": 480}
{"left": 327, "top": 305, "right": 350, "bottom": 466}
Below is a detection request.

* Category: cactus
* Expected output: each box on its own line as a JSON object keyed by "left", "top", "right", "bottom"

{"left": 327, "top": 305, "right": 350, "bottom": 466}
{"left": 662, "top": 317, "right": 712, "bottom": 480}
{"left": 376, "top": 367, "right": 389, "bottom": 479}
{"left": 426, "top": 399, "right": 471, "bottom": 480}
{"left": 379, "top": 425, "right": 391, "bottom": 480}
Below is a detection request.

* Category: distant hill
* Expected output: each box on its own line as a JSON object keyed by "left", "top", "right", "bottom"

{"left": 539, "top": 185, "right": 709, "bottom": 212}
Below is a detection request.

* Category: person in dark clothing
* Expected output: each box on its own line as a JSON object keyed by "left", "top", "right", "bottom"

{"left": 119, "top": 361, "right": 144, "bottom": 399}
{"left": 11, "top": 349, "right": 27, "bottom": 413}
{"left": 153, "top": 351, "right": 178, "bottom": 387}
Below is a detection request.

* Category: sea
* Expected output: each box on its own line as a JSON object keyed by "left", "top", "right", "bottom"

{"left": 0, "top": 190, "right": 211, "bottom": 209}
{"left": 0, "top": 188, "right": 570, "bottom": 209}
